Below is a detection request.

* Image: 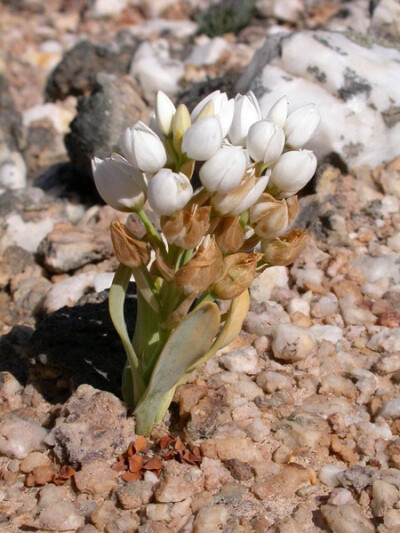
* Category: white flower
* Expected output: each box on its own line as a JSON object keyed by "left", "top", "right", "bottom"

{"left": 147, "top": 168, "right": 193, "bottom": 215}
{"left": 228, "top": 91, "right": 262, "bottom": 147}
{"left": 269, "top": 150, "right": 317, "bottom": 197}
{"left": 267, "top": 96, "right": 288, "bottom": 128}
{"left": 212, "top": 171, "right": 270, "bottom": 216}
{"left": 246, "top": 120, "right": 285, "bottom": 165}
{"left": 284, "top": 104, "right": 320, "bottom": 148}
{"left": 191, "top": 90, "right": 234, "bottom": 137}
{"left": 119, "top": 121, "right": 167, "bottom": 174}
{"left": 156, "top": 91, "right": 176, "bottom": 136}
{"left": 91, "top": 154, "right": 147, "bottom": 212}
{"left": 181, "top": 116, "right": 223, "bottom": 161}
{"left": 199, "top": 144, "right": 249, "bottom": 193}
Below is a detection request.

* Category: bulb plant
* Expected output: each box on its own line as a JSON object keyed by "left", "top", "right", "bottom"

{"left": 92, "top": 89, "right": 319, "bottom": 435}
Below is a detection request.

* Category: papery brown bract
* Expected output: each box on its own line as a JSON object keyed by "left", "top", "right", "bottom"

{"left": 174, "top": 236, "right": 223, "bottom": 294}
{"left": 213, "top": 251, "right": 262, "bottom": 299}
{"left": 214, "top": 216, "right": 245, "bottom": 254}
{"left": 261, "top": 228, "right": 308, "bottom": 266}
{"left": 250, "top": 193, "right": 299, "bottom": 239}
{"left": 110, "top": 220, "right": 150, "bottom": 268}
{"left": 161, "top": 205, "right": 211, "bottom": 250}
{"left": 153, "top": 248, "right": 175, "bottom": 282}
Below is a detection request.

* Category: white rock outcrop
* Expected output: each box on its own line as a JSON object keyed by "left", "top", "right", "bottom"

{"left": 237, "top": 30, "right": 400, "bottom": 167}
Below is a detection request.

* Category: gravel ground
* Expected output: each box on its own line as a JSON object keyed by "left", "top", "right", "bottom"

{"left": 1, "top": 1, "right": 400, "bottom": 532}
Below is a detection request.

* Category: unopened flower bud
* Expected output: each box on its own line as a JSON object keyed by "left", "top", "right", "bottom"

{"left": 212, "top": 172, "right": 270, "bottom": 216}
{"left": 191, "top": 90, "right": 234, "bottom": 137}
{"left": 250, "top": 193, "right": 299, "bottom": 239}
{"left": 110, "top": 219, "right": 150, "bottom": 268}
{"left": 91, "top": 154, "right": 147, "bottom": 212}
{"left": 247, "top": 120, "right": 285, "bottom": 165}
{"left": 156, "top": 90, "right": 176, "bottom": 136}
{"left": 284, "top": 104, "right": 320, "bottom": 148}
{"left": 267, "top": 96, "right": 288, "bottom": 128}
{"left": 228, "top": 91, "right": 262, "bottom": 147}
{"left": 261, "top": 228, "right": 308, "bottom": 266}
{"left": 119, "top": 121, "right": 167, "bottom": 174}
{"left": 161, "top": 205, "right": 211, "bottom": 250}
{"left": 213, "top": 252, "right": 262, "bottom": 299}
{"left": 147, "top": 169, "right": 193, "bottom": 216}
{"left": 199, "top": 145, "right": 248, "bottom": 193}
{"left": 175, "top": 235, "right": 223, "bottom": 294}
{"left": 269, "top": 150, "right": 317, "bottom": 198}
{"left": 182, "top": 116, "right": 223, "bottom": 161}
{"left": 172, "top": 103, "right": 191, "bottom": 152}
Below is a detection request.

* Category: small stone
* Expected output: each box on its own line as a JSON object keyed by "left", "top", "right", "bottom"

{"left": 287, "top": 297, "right": 310, "bottom": 316}
{"left": 186, "top": 36, "right": 228, "bottom": 67}
{"left": 328, "top": 488, "right": 354, "bottom": 506}
{"left": 384, "top": 509, "right": 400, "bottom": 528}
{"left": 0, "top": 415, "right": 47, "bottom": 459}
{"left": 319, "top": 465, "right": 347, "bottom": 488}
{"left": 91, "top": 501, "right": 119, "bottom": 530}
{"left": 38, "top": 484, "right": 73, "bottom": 509}
{"left": 321, "top": 503, "right": 375, "bottom": 533}
{"left": 245, "top": 418, "right": 271, "bottom": 442}
{"left": 225, "top": 459, "right": 253, "bottom": 481}
{"left": 368, "top": 327, "right": 400, "bottom": 353}
{"left": 375, "top": 353, "right": 400, "bottom": 374}
{"left": 371, "top": 480, "right": 399, "bottom": 517}
{"left": 146, "top": 503, "right": 171, "bottom": 522}
{"left": 271, "top": 324, "right": 317, "bottom": 362}
{"left": 252, "top": 463, "right": 311, "bottom": 500}
{"left": 39, "top": 502, "right": 84, "bottom": 531}
{"left": 154, "top": 461, "right": 204, "bottom": 503}
{"left": 201, "top": 437, "right": 263, "bottom": 463}
{"left": 74, "top": 459, "right": 119, "bottom": 498}
{"left": 117, "top": 480, "right": 154, "bottom": 510}
{"left": 311, "top": 294, "right": 338, "bottom": 318}
{"left": 256, "top": 370, "right": 291, "bottom": 393}
{"left": 193, "top": 505, "right": 229, "bottom": 532}
{"left": 219, "top": 346, "right": 260, "bottom": 375}
{"left": 0, "top": 372, "right": 23, "bottom": 414}
{"left": 250, "top": 266, "right": 289, "bottom": 303}
{"left": 310, "top": 325, "right": 343, "bottom": 345}
{"left": 319, "top": 375, "right": 358, "bottom": 401}
{"left": 380, "top": 399, "right": 400, "bottom": 419}
{"left": 200, "top": 457, "right": 232, "bottom": 491}
{"left": 48, "top": 385, "right": 135, "bottom": 466}
{"left": 20, "top": 451, "right": 51, "bottom": 473}
{"left": 274, "top": 411, "right": 330, "bottom": 449}
{"left": 44, "top": 271, "right": 96, "bottom": 313}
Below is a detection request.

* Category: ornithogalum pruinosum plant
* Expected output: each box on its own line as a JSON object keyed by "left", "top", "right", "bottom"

{"left": 92, "top": 89, "right": 320, "bottom": 435}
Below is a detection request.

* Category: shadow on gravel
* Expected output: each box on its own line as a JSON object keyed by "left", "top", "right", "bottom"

{"left": 21, "top": 285, "right": 137, "bottom": 403}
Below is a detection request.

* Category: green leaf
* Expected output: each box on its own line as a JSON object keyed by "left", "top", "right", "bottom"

{"left": 109, "top": 263, "right": 145, "bottom": 407}
{"left": 186, "top": 289, "right": 250, "bottom": 372}
{"left": 134, "top": 301, "right": 220, "bottom": 435}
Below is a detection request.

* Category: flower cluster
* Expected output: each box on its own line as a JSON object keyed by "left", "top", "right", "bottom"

{"left": 91, "top": 89, "right": 320, "bottom": 435}
{"left": 93, "top": 89, "right": 319, "bottom": 275}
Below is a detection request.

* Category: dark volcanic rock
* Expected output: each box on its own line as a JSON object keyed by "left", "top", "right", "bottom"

{"left": 64, "top": 73, "right": 149, "bottom": 182}
{"left": 45, "top": 38, "right": 140, "bottom": 101}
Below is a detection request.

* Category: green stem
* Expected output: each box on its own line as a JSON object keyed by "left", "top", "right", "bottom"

{"left": 137, "top": 208, "right": 166, "bottom": 253}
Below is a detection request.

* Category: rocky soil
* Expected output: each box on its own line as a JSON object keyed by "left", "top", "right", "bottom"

{"left": 1, "top": 0, "right": 400, "bottom": 531}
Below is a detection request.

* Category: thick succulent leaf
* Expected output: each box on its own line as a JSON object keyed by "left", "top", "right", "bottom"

{"left": 186, "top": 289, "right": 250, "bottom": 372}
{"left": 134, "top": 301, "right": 220, "bottom": 434}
